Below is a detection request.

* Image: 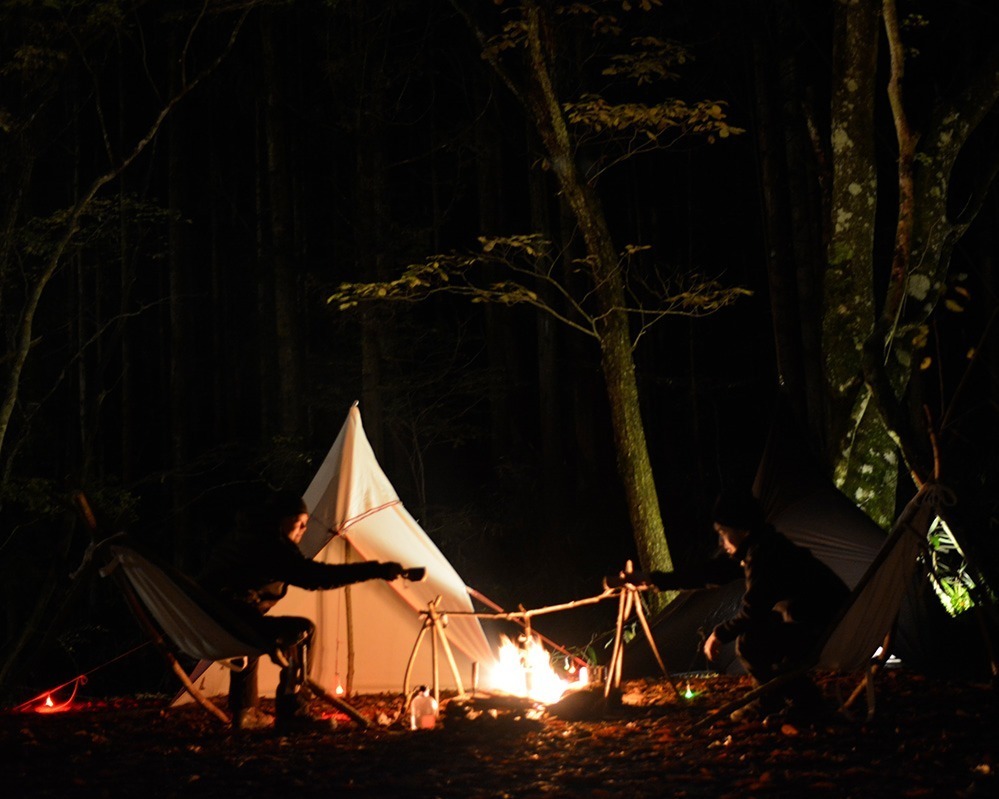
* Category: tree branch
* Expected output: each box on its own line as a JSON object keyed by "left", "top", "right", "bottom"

{"left": 0, "top": 7, "right": 250, "bottom": 463}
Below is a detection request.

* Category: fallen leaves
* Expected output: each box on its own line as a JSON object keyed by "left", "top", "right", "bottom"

{"left": 2, "top": 671, "right": 996, "bottom": 798}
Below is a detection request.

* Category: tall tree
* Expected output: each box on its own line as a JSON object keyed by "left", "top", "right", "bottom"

{"left": 260, "top": 11, "right": 303, "bottom": 439}
{"left": 0, "top": 0, "right": 249, "bottom": 691}
{"left": 823, "top": 0, "right": 888, "bottom": 519}
{"left": 750, "top": 0, "right": 999, "bottom": 528}
{"left": 0, "top": 3, "right": 249, "bottom": 478}
{"left": 829, "top": 0, "right": 999, "bottom": 523}
{"left": 333, "top": 1, "right": 747, "bottom": 596}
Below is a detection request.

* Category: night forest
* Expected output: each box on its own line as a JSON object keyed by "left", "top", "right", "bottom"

{"left": 2, "top": 0, "right": 999, "bottom": 701}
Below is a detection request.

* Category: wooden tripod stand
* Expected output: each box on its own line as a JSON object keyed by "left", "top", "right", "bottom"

{"left": 403, "top": 595, "right": 469, "bottom": 702}
{"left": 604, "top": 573, "right": 680, "bottom": 700}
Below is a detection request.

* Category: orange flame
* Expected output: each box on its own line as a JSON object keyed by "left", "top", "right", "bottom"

{"left": 486, "top": 634, "right": 588, "bottom": 704}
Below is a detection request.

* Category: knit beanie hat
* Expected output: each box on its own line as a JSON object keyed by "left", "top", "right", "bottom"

{"left": 712, "top": 492, "right": 764, "bottom": 530}
{"left": 268, "top": 489, "right": 308, "bottom": 523}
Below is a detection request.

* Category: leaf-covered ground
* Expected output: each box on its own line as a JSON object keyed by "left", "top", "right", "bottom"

{"left": 3, "top": 670, "right": 997, "bottom": 798}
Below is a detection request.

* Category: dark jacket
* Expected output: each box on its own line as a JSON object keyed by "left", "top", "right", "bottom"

{"left": 652, "top": 524, "right": 850, "bottom": 644}
{"left": 201, "top": 525, "right": 395, "bottom": 616}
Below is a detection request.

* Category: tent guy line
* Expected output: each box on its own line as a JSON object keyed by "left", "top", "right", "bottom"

{"left": 466, "top": 586, "right": 590, "bottom": 670}
{"left": 12, "top": 641, "right": 151, "bottom": 713}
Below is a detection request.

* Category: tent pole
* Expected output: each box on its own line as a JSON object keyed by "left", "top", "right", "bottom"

{"left": 467, "top": 586, "right": 589, "bottom": 670}
{"left": 430, "top": 608, "right": 440, "bottom": 702}
{"left": 344, "top": 540, "right": 356, "bottom": 695}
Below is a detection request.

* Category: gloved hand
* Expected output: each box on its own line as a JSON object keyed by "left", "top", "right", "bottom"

{"left": 400, "top": 566, "right": 426, "bottom": 582}
{"left": 379, "top": 561, "right": 405, "bottom": 580}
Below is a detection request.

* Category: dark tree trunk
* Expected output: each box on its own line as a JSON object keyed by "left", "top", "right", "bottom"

{"left": 261, "top": 15, "right": 302, "bottom": 439}
{"left": 527, "top": 127, "right": 565, "bottom": 510}
{"left": 772, "top": 0, "right": 828, "bottom": 452}
{"left": 477, "top": 72, "right": 519, "bottom": 472}
{"left": 350, "top": 1, "right": 391, "bottom": 458}
{"left": 167, "top": 28, "right": 192, "bottom": 567}
{"left": 519, "top": 7, "right": 674, "bottom": 586}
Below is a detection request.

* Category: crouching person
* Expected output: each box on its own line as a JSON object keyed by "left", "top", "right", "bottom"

{"left": 646, "top": 492, "right": 850, "bottom": 723}
{"left": 201, "top": 489, "right": 405, "bottom": 732}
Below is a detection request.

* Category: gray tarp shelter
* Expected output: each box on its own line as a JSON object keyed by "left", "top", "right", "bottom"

{"left": 624, "top": 417, "right": 993, "bottom": 681}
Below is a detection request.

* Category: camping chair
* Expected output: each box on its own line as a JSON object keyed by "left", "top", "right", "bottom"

{"left": 72, "top": 493, "right": 368, "bottom": 726}
{"left": 693, "top": 481, "right": 946, "bottom": 727}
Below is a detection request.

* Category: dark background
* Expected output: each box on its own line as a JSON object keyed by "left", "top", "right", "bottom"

{"left": 2, "top": 0, "right": 997, "bottom": 699}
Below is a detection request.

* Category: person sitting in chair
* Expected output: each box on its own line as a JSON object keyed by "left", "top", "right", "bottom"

{"left": 645, "top": 492, "right": 850, "bottom": 722}
{"left": 201, "top": 489, "right": 405, "bottom": 732}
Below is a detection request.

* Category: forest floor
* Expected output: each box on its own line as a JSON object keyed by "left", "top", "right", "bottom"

{"left": 2, "top": 669, "right": 997, "bottom": 798}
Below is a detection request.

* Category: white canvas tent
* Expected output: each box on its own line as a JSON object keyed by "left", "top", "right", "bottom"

{"left": 182, "top": 404, "right": 497, "bottom": 699}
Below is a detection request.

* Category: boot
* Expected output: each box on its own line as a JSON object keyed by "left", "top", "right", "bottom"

{"left": 782, "top": 675, "right": 831, "bottom": 723}
{"left": 232, "top": 706, "right": 273, "bottom": 731}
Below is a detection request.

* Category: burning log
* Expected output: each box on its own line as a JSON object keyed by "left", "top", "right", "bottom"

{"left": 545, "top": 684, "right": 616, "bottom": 721}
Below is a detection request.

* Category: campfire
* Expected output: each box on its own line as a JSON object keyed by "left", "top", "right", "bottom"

{"left": 411, "top": 574, "right": 667, "bottom": 725}
{"left": 486, "top": 633, "right": 588, "bottom": 705}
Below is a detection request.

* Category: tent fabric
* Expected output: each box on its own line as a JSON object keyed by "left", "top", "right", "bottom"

{"left": 627, "top": 404, "right": 998, "bottom": 682}
{"left": 626, "top": 417, "right": 892, "bottom": 678}
{"left": 816, "top": 487, "right": 936, "bottom": 671}
{"left": 181, "top": 405, "right": 496, "bottom": 700}
{"left": 751, "top": 415, "right": 888, "bottom": 589}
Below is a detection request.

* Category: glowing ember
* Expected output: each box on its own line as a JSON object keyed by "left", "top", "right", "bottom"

{"left": 486, "top": 634, "right": 588, "bottom": 704}
{"left": 35, "top": 695, "right": 69, "bottom": 714}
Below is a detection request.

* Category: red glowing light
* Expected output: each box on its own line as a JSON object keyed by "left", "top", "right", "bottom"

{"left": 35, "top": 695, "right": 70, "bottom": 714}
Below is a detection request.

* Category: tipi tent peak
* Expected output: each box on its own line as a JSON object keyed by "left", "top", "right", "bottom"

{"left": 180, "top": 404, "right": 497, "bottom": 700}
